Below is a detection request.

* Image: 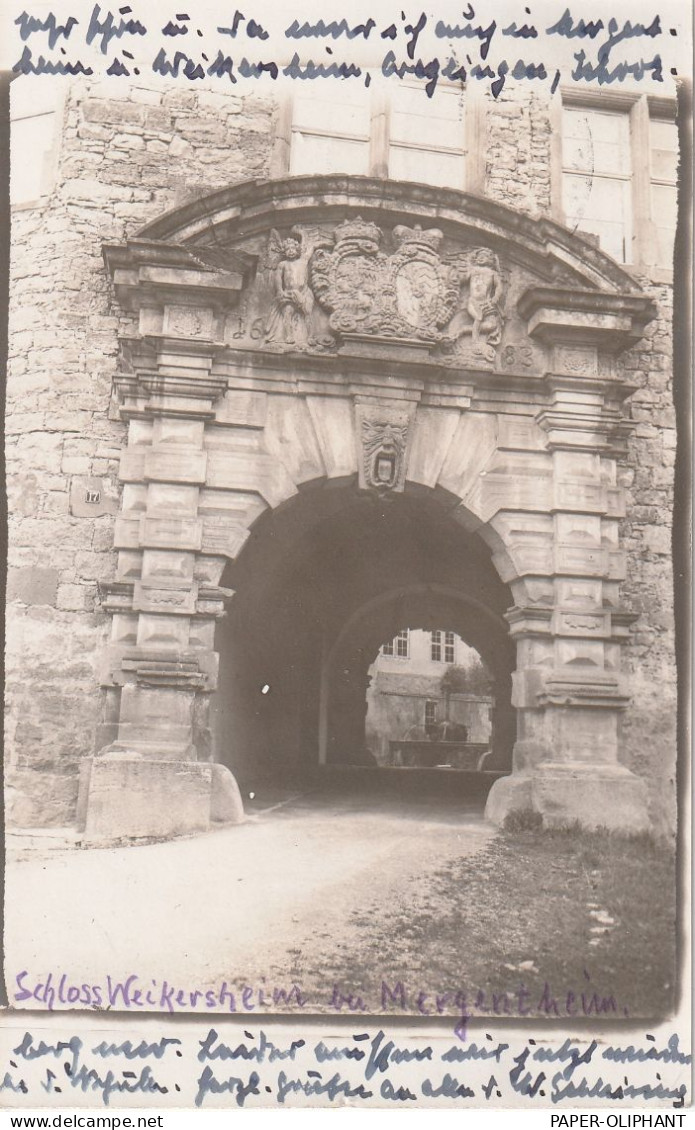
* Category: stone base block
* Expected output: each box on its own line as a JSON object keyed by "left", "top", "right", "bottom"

{"left": 486, "top": 764, "right": 651, "bottom": 834}
{"left": 484, "top": 773, "right": 532, "bottom": 825}
{"left": 210, "top": 762, "right": 245, "bottom": 824}
{"left": 78, "top": 756, "right": 245, "bottom": 843}
{"left": 532, "top": 764, "right": 651, "bottom": 833}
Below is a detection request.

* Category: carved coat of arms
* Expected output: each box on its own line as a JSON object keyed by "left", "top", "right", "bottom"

{"left": 255, "top": 220, "right": 508, "bottom": 363}
{"left": 309, "top": 220, "right": 506, "bottom": 361}
{"left": 311, "top": 220, "right": 459, "bottom": 341}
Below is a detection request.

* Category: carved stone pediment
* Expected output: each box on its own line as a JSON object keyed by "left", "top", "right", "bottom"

{"left": 106, "top": 176, "right": 655, "bottom": 381}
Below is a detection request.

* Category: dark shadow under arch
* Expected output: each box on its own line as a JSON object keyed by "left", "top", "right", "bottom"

{"left": 213, "top": 481, "right": 515, "bottom": 791}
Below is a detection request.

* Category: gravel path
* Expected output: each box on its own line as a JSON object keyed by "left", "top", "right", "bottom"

{"left": 5, "top": 792, "right": 494, "bottom": 1011}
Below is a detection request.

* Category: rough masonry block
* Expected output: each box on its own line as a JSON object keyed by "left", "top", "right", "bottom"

{"left": 7, "top": 566, "right": 59, "bottom": 606}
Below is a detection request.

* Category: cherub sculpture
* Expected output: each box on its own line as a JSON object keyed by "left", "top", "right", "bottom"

{"left": 466, "top": 248, "right": 504, "bottom": 358}
{"left": 444, "top": 248, "right": 505, "bottom": 363}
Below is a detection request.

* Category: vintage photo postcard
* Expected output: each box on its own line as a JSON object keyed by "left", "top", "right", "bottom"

{"left": 1, "top": 0, "right": 692, "bottom": 1113}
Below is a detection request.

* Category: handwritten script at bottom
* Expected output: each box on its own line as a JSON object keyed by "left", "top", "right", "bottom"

{"left": 0, "top": 1025, "right": 689, "bottom": 1108}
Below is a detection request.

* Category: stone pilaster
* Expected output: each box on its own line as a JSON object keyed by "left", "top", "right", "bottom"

{"left": 485, "top": 288, "right": 654, "bottom": 831}
{"left": 78, "top": 246, "right": 249, "bottom": 841}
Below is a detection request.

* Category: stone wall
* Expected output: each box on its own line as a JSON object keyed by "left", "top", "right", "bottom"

{"left": 365, "top": 674, "right": 492, "bottom": 765}
{"left": 6, "top": 79, "right": 276, "bottom": 825}
{"left": 483, "top": 87, "right": 552, "bottom": 217}
{"left": 618, "top": 280, "right": 678, "bottom": 836}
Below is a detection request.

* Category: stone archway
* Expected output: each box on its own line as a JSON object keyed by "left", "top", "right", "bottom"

{"left": 78, "top": 175, "right": 656, "bottom": 842}
{"left": 210, "top": 483, "right": 516, "bottom": 793}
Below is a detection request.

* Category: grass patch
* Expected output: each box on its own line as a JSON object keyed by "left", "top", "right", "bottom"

{"left": 267, "top": 823, "right": 677, "bottom": 1023}
{"left": 504, "top": 808, "right": 543, "bottom": 832}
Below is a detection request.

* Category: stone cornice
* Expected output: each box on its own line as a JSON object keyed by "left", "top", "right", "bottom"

{"left": 100, "top": 579, "right": 231, "bottom": 619}
{"left": 103, "top": 238, "right": 257, "bottom": 310}
{"left": 519, "top": 287, "right": 656, "bottom": 350}
{"left": 131, "top": 174, "right": 647, "bottom": 296}
{"left": 112, "top": 332, "right": 648, "bottom": 423}
{"left": 505, "top": 605, "right": 636, "bottom": 646}
{"left": 536, "top": 672, "right": 631, "bottom": 710}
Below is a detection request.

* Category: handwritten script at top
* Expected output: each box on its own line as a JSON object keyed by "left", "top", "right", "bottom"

{"left": 11, "top": 4, "right": 675, "bottom": 97}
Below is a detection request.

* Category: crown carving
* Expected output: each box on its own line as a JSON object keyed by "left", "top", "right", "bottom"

{"left": 333, "top": 217, "right": 382, "bottom": 246}
{"left": 392, "top": 224, "right": 444, "bottom": 252}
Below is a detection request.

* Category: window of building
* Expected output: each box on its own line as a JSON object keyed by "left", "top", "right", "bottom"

{"left": 382, "top": 629, "right": 409, "bottom": 658}
{"left": 562, "top": 105, "right": 632, "bottom": 264}
{"left": 431, "top": 630, "right": 456, "bottom": 663}
{"left": 649, "top": 113, "right": 678, "bottom": 270}
{"left": 285, "top": 82, "right": 469, "bottom": 191}
{"left": 387, "top": 83, "right": 466, "bottom": 189}
{"left": 10, "top": 77, "right": 62, "bottom": 206}
{"left": 424, "top": 699, "right": 438, "bottom": 728}
{"left": 557, "top": 93, "right": 678, "bottom": 272}
{"left": 290, "top": 86, "right": 372, "bottom": 177}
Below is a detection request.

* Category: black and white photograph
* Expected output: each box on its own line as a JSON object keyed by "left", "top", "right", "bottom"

{"left": 1, "top": 0, "right": 691, "bottom": 1113}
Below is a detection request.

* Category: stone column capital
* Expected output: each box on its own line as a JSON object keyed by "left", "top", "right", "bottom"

{"left": 103, "top": 237, "right": 257, "bottom": 312}
{"left": 115, "top": 335, "right": 229, "bottom": 419}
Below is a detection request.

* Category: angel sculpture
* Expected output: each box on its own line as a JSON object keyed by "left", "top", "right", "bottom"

{"left": 264, "top": 227, "right": 326, "bottom": 349}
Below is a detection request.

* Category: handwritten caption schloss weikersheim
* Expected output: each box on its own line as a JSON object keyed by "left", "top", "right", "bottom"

{"left": 11, "top": 4, "right": 676, "bottom": 97}
{"left": 0, "top": 1025, "right": 690, "bottom": 1107}
{"left": 12, "top": 968, "right": 651, "bottom": 1035}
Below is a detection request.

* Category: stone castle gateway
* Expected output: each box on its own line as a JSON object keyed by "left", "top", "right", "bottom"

{"left": 87, "top": 175, "right": 657, "bottom": 840}
{"left": 7, "top": 80, "right": 679, "bottom": 843}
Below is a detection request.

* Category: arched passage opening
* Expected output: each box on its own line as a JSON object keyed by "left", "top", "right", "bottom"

{"left": 364, "top": 626, "right": 494, "bottom": 764}
{"left": 213, "top": 481, "right": 515, "bottom": 797}
{"left": 325, "top": 586, "right": 513, "bottom": 772}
